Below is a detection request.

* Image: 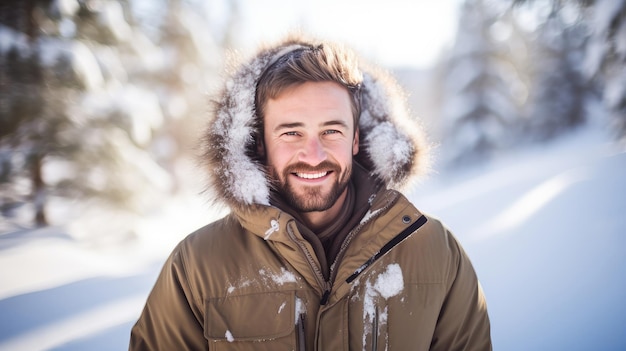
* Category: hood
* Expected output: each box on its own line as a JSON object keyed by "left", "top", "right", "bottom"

{"left": 202, "top": 35, "right": 429, "bottom": 211}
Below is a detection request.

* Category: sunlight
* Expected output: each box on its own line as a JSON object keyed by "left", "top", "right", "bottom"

{"left": 132, "top": 193, "right": 228, "bottom": 258}
{"left": 0, "top": 238, "right": 146, "bottom": 301}
{"left": 469, "top": 168, "right": 590, "bottom": 240}
{"left": 237, "top": 0, "right": 459, "bottom": 68}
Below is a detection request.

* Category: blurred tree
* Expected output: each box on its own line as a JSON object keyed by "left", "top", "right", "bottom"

{"left": 513, "top": 0, "right": 626, "bottom": 143}
{"left": 130, "top": 0, "right": 223, "bottom": 193}
{"left": 0, "top": 0, "right": 170, "bottom": 227}
{"left": 522, "top": 2, "right": 590, "bottom": 141}
{"left": 437, "top": 0, "right": 616, "bottom": 168}
{"left": 439, "top": 0, "right": 521, "bottom": 166}
{"left": 583, "top": 0, "right": 626, "bottom": 143}
{"left": 1, "top": 0, "right": 234, "bottom": 231}
{"left": 1, "top": 0, "right": 51, "bottom": 226}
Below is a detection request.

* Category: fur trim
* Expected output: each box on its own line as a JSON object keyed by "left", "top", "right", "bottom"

{"left": 202, "top": 36, "right": 429, "bottom": 210}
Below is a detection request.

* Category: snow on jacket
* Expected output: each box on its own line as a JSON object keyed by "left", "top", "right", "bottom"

{"left": 129, "top": 35, "right": 492, "bottom": 350}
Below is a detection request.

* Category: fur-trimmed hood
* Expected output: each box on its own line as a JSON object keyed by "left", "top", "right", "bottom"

{"left": 202, "top": 35, "right": 429, "bottom": 211}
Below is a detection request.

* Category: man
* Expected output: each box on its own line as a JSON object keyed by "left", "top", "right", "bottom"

{"left": 130, "top": 35, "right": 492, "bottom": 350}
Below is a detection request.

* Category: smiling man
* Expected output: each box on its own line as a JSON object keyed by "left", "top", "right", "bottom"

{"left": 130, "top": 35, "right": 492, "bottom": 350}
{"left": 262, "top": 81, "right": 358, "bottom": 230}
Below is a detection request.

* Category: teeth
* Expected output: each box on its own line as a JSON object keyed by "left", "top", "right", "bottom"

{"left": 296, "top": 172, "right": 328, "bottom": 179}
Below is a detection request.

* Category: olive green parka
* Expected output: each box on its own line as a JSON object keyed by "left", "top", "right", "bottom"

{"left": 129, "top": 35, "right": 491, "bottom": 351}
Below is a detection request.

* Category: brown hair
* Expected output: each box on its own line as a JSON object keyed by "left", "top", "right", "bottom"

{"left": 255, "top": 42, "right": 363, "bottom": 131}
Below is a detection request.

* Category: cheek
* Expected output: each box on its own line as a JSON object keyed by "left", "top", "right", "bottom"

{"left": 335, "top": 145, "right": 356, "bottom": 167}
{"left": 265, "top": 144, "right": 292, "bottom": 169}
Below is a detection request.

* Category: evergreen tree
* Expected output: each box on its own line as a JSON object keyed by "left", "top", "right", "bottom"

{"left": 133, "top": 0, "right": 223, "bottom": 193}
{"left": 512, "top": 0, "right": 626, "bottom": 142}
{"left": 523, "top": 3, "right": 590, "bottom": 141}
{"left": 440, "top": 0, "right": 520, "bottom": 166}
{"left": 584, "top": 0, "right": 626, "bottom": 143}
{"left": 0, "top": 0, "right": 172, "bottom": 227}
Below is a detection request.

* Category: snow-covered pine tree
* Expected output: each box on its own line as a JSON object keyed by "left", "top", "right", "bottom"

{"left": 0, "top": 0, "right": 76, "bottom": 226}
{"left": 511, "top": 0, "right": 626, "bottom": 143}
{"left": 584, "top": 0, "right": 626, "bottom": 143}
{"left": 128, "top": 0, "right": 223, "bottom": 193}
{"left": 0, "top": 0, "right": 174, "bottom": 228}
{"left": 523, "top": 2, "right": 590, "bottom": 141}
{"left": 440, "top": 0, "right": 521, "bottom": 167}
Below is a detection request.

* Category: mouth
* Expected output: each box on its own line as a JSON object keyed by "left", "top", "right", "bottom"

{"left": 294, "top": 171, "right": 329, "bottom": 180}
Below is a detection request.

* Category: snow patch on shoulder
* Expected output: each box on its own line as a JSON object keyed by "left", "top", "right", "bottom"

{"left": 373, "top": 263, "right": 404, "bottom": 298}
{"left": 362, "top": 263, "right": 404, "bottom": 320}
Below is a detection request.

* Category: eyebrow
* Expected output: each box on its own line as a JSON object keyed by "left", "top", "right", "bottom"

{"left": 274, "top": 122, "right": 304, "bottom": 131}
{"left": 273, "top": 120, "right": 349, "bottom": 132}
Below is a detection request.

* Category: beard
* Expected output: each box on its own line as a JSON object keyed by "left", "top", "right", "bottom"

{"left": 269, "top": 160, "right": 352, "bottom": 213}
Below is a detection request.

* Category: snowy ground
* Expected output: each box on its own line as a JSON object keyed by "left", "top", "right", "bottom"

{"left": 1, "top": 126, "right": 624, "bottom": 350}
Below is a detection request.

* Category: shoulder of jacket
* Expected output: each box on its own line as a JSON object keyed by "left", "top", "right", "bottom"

{"left": 420, "top": 214, "right": 461, "bottom": 248}
{"left": 384, "top": 201, "right": 464, "bottom": 260}
{"left": 173, "top": 213, "right": 245, "bottom": 256}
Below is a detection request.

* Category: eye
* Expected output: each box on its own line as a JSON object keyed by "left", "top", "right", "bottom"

{"left": 280, "top": 131, "right": 301, "bottom": 139}
{"left": 322, "top": 129, "right": 345, "bottom": 140}
{"left": 323, "top": 130, "right": 341, "bottom": 135}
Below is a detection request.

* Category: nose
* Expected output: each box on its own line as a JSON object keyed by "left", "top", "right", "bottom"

{"left": 299, "top": 136, "right": 327, "bottom": 165}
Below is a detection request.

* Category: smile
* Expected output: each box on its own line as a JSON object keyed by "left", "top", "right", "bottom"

{"left": 295, "top": 171, "right": 328, "bottom": 179}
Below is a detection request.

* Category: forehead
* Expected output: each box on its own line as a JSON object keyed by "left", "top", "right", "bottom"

{"left": 264, "top": 81, "right": 354, "bottom": 129}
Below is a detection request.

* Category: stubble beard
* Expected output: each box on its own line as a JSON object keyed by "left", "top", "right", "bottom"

{"left": 270, "top": 160, "right": 352, "bottom": 213}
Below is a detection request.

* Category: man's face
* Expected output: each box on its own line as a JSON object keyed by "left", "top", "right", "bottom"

{"left": 262, "top": 81, "right": 359, "bottom": 212}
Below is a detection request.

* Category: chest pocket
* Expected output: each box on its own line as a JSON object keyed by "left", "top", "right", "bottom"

{"left": 205, "top": 291, "right": 297, "bottom": 350}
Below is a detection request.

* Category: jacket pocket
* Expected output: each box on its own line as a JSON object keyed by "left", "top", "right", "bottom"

{"left": 205, "top": 291, "right": 297, "bottom": 350}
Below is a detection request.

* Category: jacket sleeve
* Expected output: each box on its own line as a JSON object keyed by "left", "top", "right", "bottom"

{"left": 129, "top": 242, "right": 207, "bottom": 350}
{"left": 430, "top": 229, "right": 492, "bottom": 351}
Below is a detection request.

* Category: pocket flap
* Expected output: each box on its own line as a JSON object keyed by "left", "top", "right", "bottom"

{"left": 205, "top": 291, "right": 295, "bottom": 341}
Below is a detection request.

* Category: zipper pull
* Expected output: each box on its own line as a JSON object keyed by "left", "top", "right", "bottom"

{"left": 320, "top": 289, "right": 330, "bottom": 305}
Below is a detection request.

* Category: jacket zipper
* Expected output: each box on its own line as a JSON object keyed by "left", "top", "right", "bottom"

{"left": 284, "top": 191, "right": 419, "bottom": 306}
{"left": 346, "top": 214, "right": 427, "bottom": 283}
{"left": 329, "top": 191, "right": 400, "bottom": 287}
{"left": 372, "top": 307, "right": 379, "bottom": 351}
{"left": 297, "top": 313, "right": 306, "bottom": 351}
{"left": 286, "top": 222, "right": 332, "bottom": 301}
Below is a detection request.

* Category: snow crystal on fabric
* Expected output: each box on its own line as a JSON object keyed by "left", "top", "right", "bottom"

{"left": 361, "top": 264, "right": 405, "bottom": 348}
{"left": 360, "top": 208, "right": 383, "bottom": 225}
{"left": 225, "top": 279, "right": 252, "bottom": 294}
{"left": 278, "top": 302, "right": 287, "bottom": 314}
{"left": 226, "top": 268, "right": 296, "bottom": 294}
{"left": 362, "top": 264, "right": 404, "bottom": 322}
{"left": 295, "top": 297, "right": 305, "bottom": 324}
{"left": 373, "top": 263, "right": 404, "bottom": 298}
{"left": 259, "top": 267, "right": 298, "bottom": 285}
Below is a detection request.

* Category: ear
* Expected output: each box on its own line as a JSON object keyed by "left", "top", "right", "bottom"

{"left": 352, "top": 128, "right": 359, "bottom": 156}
